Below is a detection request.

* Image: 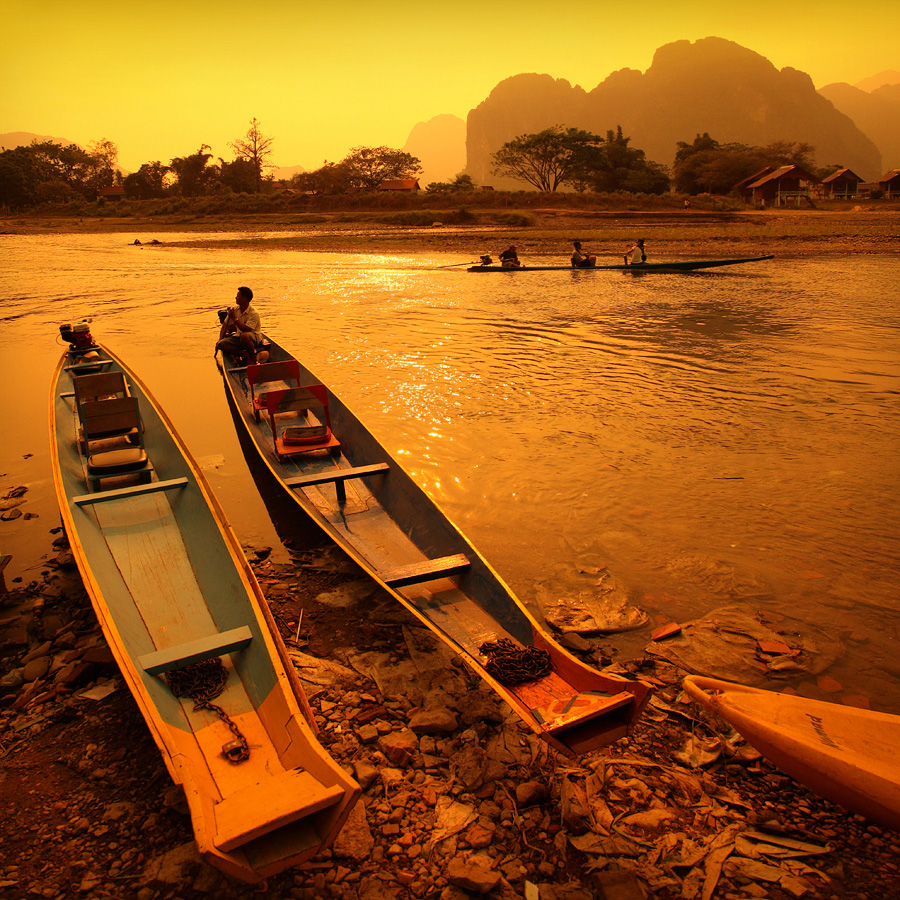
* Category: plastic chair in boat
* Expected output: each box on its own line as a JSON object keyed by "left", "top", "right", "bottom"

{"left": 73, "top": 371, "right": 134, "bottom": 450}
{"left": 81, "top": 397, "right": 151, "bottom": 489}
{"left": 265, "top": 386, "right": 340, "bottom": 459}
{"left": 246, "top": 360, "right": 302, "bottom": 422}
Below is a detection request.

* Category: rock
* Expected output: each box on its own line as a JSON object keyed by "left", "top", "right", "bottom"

{"left": 378, "top": 729, "right": 419, "bottom": 765}
{"left": 332, "top": 801, "right": 375, "bottom": 862}
{"left": 353, "top": 760, "right": 379, "bottom": 790}
{"left": 358, "top": 723, "right": 380, "bottom": 744}
{"left": 409, "top": 708, "right": 459, "bottom": 734}
{"left": 102, "top": 801, "right": 136, "bottom": 822}
{"left": 23, "top": 656, "right": 50, "bottom": 682}
{"left": 516, "top": 780, "right": 549, "bottom": 807}
{"left": 446, "top": 855, "right": 501, "bottom": 893}
{"left": 559, "top": 633, "right": 594, "bottom": 652}
{"left": 0, "top": 669, "right": 25, "bottom": 691}
{"left": 161, "top": 785, "right": 189, "bottom": 816}
{"left": 142, "top": 842, "right": 204, "bottom": 888}
{"left": 451, "top": 745, "right": 488, "bottom": 791}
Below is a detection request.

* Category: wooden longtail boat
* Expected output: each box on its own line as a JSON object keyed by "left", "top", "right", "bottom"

{"left": 217, "top": 337, "right": 653, "bottom": 757}
{"left": 50, "top": 336, "right": 359, "bottom": 883}
{"left": 467, "top": 254, "right": 775, "bottom": 272}
{"left": 683, "top": 676, "right": 900, "bottom": 831}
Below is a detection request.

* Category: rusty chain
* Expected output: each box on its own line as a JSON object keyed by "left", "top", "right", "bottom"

{"left": 166, "top": 657, "right": 250, "bottom": 763}
{"left": 479, "top": 637, "right": 552, "bottom": 685}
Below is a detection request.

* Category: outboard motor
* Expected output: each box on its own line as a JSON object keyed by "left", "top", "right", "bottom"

{"left": 59, "top": 319, "right": 96, "bottom": 353}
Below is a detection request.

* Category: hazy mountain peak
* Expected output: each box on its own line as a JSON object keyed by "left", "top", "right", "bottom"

{"left": 854, "top": 70, "right": 900, "bottom": 92}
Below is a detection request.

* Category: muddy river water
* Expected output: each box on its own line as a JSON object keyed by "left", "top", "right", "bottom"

{"left": 2, "top": 232, "right": 898, "bottom": 710}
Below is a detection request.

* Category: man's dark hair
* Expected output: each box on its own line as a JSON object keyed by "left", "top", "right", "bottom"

{"left": 237, "top": 286, "right": 253, "bottom": 301}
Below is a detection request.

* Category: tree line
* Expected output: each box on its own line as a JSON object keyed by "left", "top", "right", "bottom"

{"left": 0, "top": 116, "right": 842, "bottom": 211}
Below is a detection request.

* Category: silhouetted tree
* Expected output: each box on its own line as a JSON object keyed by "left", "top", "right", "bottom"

{"left": 169, "top": 145, "right": 214, "bottom": 197}
{"left": 426, "top": 172, "right": 477, "bottom": 193}
{"left": 123, "top": 161, "right": 170, "bottom": 199}
{"left": 292, "top": 161, "right": 353, "bottom": 195}
{"left": 341, "top": 146, "right": 422, "bottom": 191}
{"left": 492, "top": 126, "right": 605, "bottom": 192}
{"left": 228, "top": 118, "right": 274, "bottom": 193}
{"left": 673, "top": 133, "right": 819, "bottom": 195}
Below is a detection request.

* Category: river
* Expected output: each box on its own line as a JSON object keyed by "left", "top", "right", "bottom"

{"left": 2, "top": 232, "right": 899, "bottom": 711}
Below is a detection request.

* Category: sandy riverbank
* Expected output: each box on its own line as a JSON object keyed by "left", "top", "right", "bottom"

{"left": 3, "top": 206, "right": 899, "bottom": 260}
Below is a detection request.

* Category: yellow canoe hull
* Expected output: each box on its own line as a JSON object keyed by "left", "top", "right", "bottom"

{"left": 683, "top": 675, "right": 900, "bottom": 831}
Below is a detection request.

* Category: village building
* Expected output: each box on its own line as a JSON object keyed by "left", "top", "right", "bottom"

{"left": 98, "top": 185, "right": 126, "bottom": 201}
{"left": 738, "top": 165, "right": 821, "bottom": 207}
{"left": 877, "top": 168, "right": 900, "bottom": 198}
{"left": 821, "top": 168, "right": 864, "bottom": 200}
{"left": 378, "top": 179, "right": 420, "bottom": 192}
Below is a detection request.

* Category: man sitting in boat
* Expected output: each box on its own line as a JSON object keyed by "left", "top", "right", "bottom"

{"left": 624, "top": 239, "right": 646, "bottom": 265}
{"left": 215, "top": 286, "right": 262, "bottom": 365}
{"left": 499, "top": 244, "right": 521, "bottom": 267}
{"left": 571, "top": 241, "right": 596, "bottom": 268}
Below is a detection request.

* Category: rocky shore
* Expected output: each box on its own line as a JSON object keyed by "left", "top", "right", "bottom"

{"left": 2, "top": 508, "right": 899, "bottom": 900}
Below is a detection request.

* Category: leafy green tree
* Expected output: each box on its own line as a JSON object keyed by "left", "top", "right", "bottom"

{"left": 228, "top": 118, "right": 274, "bottom": 193}
{"left": 340, "top": 146, "right": 422, "bottom": 191}
{"left": 123, "top": 161, "right": 170, "bottom": 199}
{"left": 575, "top": 126, "right": 669, "bottom": 194}
{"left": 291, "top": 161, "right": 353, "bottom": 195}
{"left": 86, "top": 138, "right": 119, "bottom": 193}
{"left": 673, "top": 133, "right": 818, "bottom": 195}
{"left": 492, "top": 126, "right": 605, "bottom": 192}
{"left": 169, "top": 145, "right": 214, "bottom": 197}
{"left": 0, "top": 145, "right": 54, "bottom": 208}
{"left": 426, "top": 172, "right": 477, "bottom": 193}
{"left": 218, "top": 157, "right": 258, "bottom": 194}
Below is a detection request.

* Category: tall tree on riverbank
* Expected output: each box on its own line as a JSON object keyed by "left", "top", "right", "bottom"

{"left": 340, "top": 146, "right": 422, "bottom": 191}
{"left": 169, "top": 145, "right": 214, "bottom": 197}
{"left": 492, "top": 127, "right": 605, "bottom": 192}
{"left": 229, "top": 118, "right": 274, "bottom": 193}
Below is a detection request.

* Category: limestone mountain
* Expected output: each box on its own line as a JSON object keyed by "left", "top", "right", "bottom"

{"left": 0, "top": 131, "right": 77, "bottom": 151}
{"left": 466, "top": 37, "right": 882, "bottom": 188}
{"left": 403, "top": 114, "right": 466, "bottom": 186}
{"left": 853, "top": 70, "right": 900, "bottom": 92}
{"left": 818, "top": 81, "right": 900, "bottom": 171}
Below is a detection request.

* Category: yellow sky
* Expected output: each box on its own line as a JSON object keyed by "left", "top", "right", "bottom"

{"left": 2, "top": 0, "right": 896, "bottom": 172}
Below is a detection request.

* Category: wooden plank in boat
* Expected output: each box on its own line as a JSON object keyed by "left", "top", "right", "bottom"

{"left": 214, "top": 768, "right": 346, "bottom": 852}
{"left": 379, "top": 554, "right": 470, "bottom": 588}
{"left": 73, "top": 477, "right": 189, "bottom": 506}
{"left": 95, "top": 493, "right": 216, "bottom": 645}
{"left": 139, "top": 625, "right": 254, "bottom": 675}
{"left": 284, "top": 463, "right": 389, "bottom": 490}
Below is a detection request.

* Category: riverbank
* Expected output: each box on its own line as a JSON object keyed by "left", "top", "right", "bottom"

{"left": 3, "top": 205, "right": 899, "bottom": 260}
{"left": 2, "top": 518, "right": 899, "bottom": 900}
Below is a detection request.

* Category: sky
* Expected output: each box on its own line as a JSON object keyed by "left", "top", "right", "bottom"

{"left": 2, "top": 0, "right": 897, "bottom": 173}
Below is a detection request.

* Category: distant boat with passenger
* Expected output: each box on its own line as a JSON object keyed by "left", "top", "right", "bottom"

{"left": 467, "top": 254, "right": 775, "bottom": 272}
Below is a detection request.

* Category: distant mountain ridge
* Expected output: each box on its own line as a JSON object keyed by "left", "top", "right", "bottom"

{"left": 465, "top": 37, "right": 883, "bottom": 187}
{"left": 1, "top": 131, "right": 77, "bottom": 151}
{"left": 854, "top": 70, "right": 900, "bottom": 92}
{"left": 819, "top": 81, "right": 900, "bottom": 171}
{"left": 403, "top": 114, "right": 466, "bottom": 186}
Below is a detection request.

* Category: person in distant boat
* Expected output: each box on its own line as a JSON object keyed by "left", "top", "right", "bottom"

{"left": 571, "top": 241, "right": 596, "bottom": 268}
{"left": 499, "top": 244, "right": 521, "bottom": 267}
{"left": 216, "top": 286, "right": 262, "bottom": 365}
{"left": 624, "top": 238, "right": 646, "bottom": 265}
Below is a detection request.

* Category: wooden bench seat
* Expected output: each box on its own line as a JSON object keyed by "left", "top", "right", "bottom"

{"left": 72, "top": 477, "right": 189, "bottom": 507}
{"left": 284, "top": 463, "right": 389, "bottom": 503}
{"left": 214, "top": 767, "right": 345, "bottom": 852}
{"left": 138, "top": 625, "right": 254, "bottom": 676}
{"left": 378, "top": 553, "right": 470, "bottom": 588}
